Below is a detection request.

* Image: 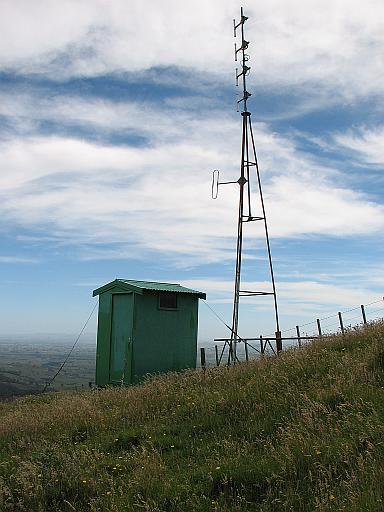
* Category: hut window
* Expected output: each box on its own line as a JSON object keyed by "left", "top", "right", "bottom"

{"left": 158, "top": 292, "right": 178, "bottom": 310}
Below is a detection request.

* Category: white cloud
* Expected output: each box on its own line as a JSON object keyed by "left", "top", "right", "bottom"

{"left": 183, "top": 276, "right": 384, "bottom": 339}
{"left": 0, "top": 0, "right": 383, "bottom": 102}
{"left": 0, "top": 90, "right": 228, "bottom": 145}
{"left": 1, "top": 1, "right": 383, "bottom": 337}
{"left": 267, "top": 175, "right": 384, "bottom": 237}
{"left": 334, "top": 126, "right": 384, "bottom": 166}
{"left": 0, "top": 135, "right": 145, "bottom": 189}
{"left": 183, "top": 277, "right": 377, "bottom": 308}
{"left": 1, "top": 102, "right": 383, "bottom": 265}
{"left": 0, "top": 256, "right": 39, "bottom": 264}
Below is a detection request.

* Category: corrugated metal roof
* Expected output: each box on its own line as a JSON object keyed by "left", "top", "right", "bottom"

{"left": 118, "top": 279, "right": 204, "bottom": 294}
{"left": 93, "top": 279, "right": 206, "bottom": 299}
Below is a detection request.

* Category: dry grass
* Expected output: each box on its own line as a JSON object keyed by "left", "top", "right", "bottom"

{"left": 1, "top": 322, "right": 384, "bottom": 511}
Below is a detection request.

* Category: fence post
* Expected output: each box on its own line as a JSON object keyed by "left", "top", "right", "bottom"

{"left": 338, "top": 312, "right": 345, "bottom": 334}
{"left": 260, "top": 335, "right": 264, "bottom": 354}
{"left": 276, "top": 331, "right": 282, "bottom": 353}
{"left": 361, "top": 304, "right": 367, "bottom": 325}
{"left": 317, "top": 319, "right": 322, "bottom": 337}
{"left": 200, "top": 347, "right": 206, "bottom": 369}
{"left": 215, "top": 345, "right": 219, "bottom": 366}
{"left": 244, "top": 341, "right": 249, "bottom": 362}
{"left": 296, "top": 325, "right": 302, "bottom": 347}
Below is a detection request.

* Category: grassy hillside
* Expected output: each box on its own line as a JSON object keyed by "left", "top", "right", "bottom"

{"left": 1, "top": 323, "right": 384, "bottom": 511}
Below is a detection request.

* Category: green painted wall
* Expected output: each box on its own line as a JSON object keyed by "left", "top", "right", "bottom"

{"left": 132, "top": 292, "right": 198, "bottom": 383}
{"left": 109, "top": 293, "right": 133, "bottom": 384}
{"left": 95, "top": 286, "right": 134, "bottom": 386}
{"left": 95, "top": 292, "right": 111, "bottom": 386}
{"left": 95, "top": 286, "right": 199, "bottom": 386}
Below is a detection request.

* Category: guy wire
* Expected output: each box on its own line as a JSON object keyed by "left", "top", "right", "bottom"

{"left": 42, "top": 301, "right": 98, "bottom": 392}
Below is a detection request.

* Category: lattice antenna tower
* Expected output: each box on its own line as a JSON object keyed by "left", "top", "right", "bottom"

{"left": 212, "top": 7, "right": 281, "bottom": 362}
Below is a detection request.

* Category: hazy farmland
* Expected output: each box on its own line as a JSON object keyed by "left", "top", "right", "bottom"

{"left": 0, "top": 335, "right": 96, "bottom": 398}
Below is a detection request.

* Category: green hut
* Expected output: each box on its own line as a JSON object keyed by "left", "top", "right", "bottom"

{"left": 92, "top": 279, "right": 206, "bottom": 386}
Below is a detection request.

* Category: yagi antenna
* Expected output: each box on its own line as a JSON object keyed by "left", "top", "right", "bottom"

{"left": 211, "top": 170, "right": 245, "bottom": 199}
{"left": 211, "top": 7, "right": 281, "bottom": 363}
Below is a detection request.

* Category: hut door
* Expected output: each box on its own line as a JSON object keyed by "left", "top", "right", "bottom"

{"left": 110, "top": 293, "right": 133, "bottom": 383}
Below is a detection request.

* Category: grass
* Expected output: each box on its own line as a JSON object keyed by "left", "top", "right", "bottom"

{"left": 1, "top": 322, "right": 384, "bottom": 511}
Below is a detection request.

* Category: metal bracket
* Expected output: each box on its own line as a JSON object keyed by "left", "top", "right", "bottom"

{"left": 211, "top": 170, "right": 247, "bottom": 199}
{"left": 235, "top": 41, "right": 249, "bottom": 61}
{"left": 233, "top": 9, "right": 248, "bottom": 38}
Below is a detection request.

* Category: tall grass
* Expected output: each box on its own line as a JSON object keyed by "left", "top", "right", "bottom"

{"left": 1, "top": 322, "right": 384, "bottom": 511}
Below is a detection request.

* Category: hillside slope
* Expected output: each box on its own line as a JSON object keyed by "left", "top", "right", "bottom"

{"left": 1, "top": 323, "right": 384, "bottom": 511}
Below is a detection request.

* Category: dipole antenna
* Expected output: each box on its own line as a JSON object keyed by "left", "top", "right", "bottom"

{"left": 212, "top": 7, "right": 281, "bottom": 361}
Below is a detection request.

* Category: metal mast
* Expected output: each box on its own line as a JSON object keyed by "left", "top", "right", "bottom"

{"left": 212, "top": 7, "right": 281, "bottom": 361}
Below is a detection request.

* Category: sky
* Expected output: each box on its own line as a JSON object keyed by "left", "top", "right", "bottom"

{"left": 0, "top": 0, "right": 383, "bottom": 343}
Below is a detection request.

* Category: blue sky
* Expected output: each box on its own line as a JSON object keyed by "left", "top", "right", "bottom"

{"left": 0, "top": 0, "right": 383, "bottom": 342}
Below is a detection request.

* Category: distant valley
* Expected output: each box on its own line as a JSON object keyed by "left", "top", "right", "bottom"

{"left": 0, "top": 337, "right": 96, "bottom": 399}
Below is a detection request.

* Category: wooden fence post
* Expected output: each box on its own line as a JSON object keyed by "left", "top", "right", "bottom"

{"left": 361, "top": 304, "right": 367, "bottom": 325}
{"left": 338, "top": 312, "right": 345, "bottom": 334}
{"left": 200, "top": 347, "right": 206, "bottom": 369}
{"left": 244, "top": 341, "right": 249, "bottom": 362}
{"left": 317, "top": 319, "right": 322, "bottom": 337}
{"left": 296, "top": 325, "right": 302, "bottom": 347}
{"left": 215, "top": 345, "right": 219, "bottom": 366}
{"left": 276, "top": 331, "right": 282, "bottom": 353}
{"left": 260, "top": 335, "right": 264, "bottom": 354}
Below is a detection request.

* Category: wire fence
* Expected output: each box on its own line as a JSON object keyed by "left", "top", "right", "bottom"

{"left": 199, "top": 297, "right": 384, "bottom": 368}
{"left": 40, "top": 296, "right": 384, "bottom": 382}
